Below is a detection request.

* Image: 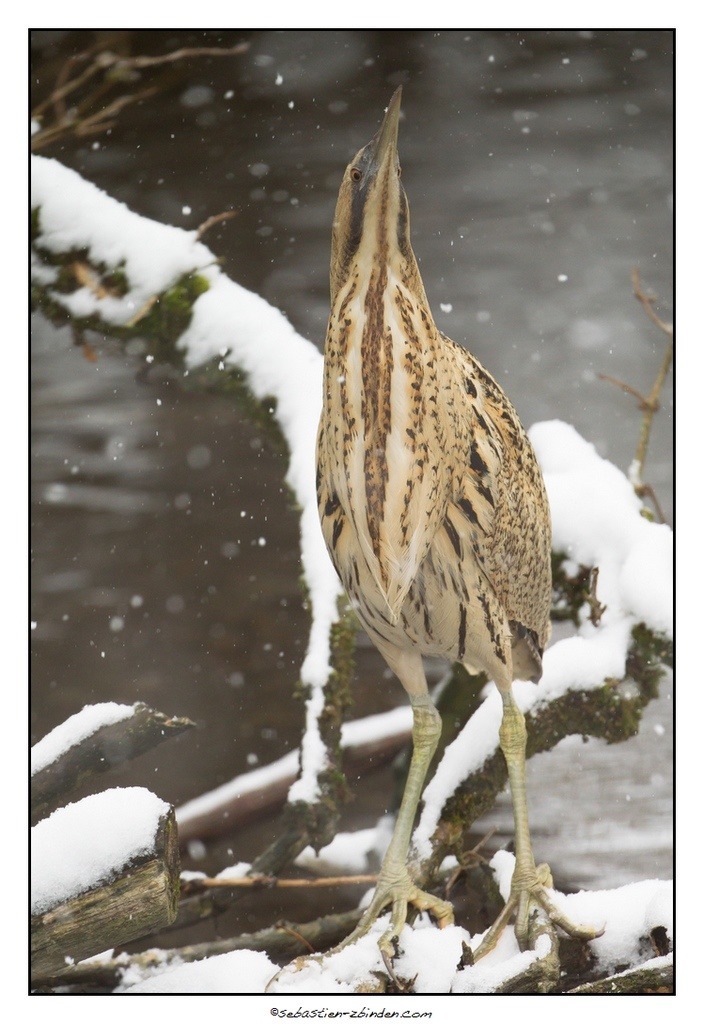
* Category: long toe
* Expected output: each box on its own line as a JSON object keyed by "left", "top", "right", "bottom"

{"left": 268, "top": 874, "right": 453, "bottom": 991}
{"left": 536, "top": 886, "right": 605, "bottom": 942}
{"left": 474, "top": 865, "right": 603, "bottom": 960}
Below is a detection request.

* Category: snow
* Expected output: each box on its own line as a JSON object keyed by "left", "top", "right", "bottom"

{"left": 176, "top": 278, "right": 343, "bottom": 800}
{"left": 453, "top": 927, "right": 543, "bottom": 994}
{"left": 32, "top": 153, "right": 342, "bottom": 807}
{"left": 476, "top": 850, "right": 673, "bottom": 976}
{"left": 31, "top": 156, "right": 214, "bottom": 324}
{"left": 31, "top": 701, "right": 136, "bottom": 776}
{"left": 121, "top": 948, "right": 276, "bottom": 994}
{"left": 295, "top": 826, "right": 385, "bottom": 875}
{"left": 553, "top": 876, "right": 673, "bottom": 975}
{"left": 531, "top": 420, "right": 672, "bottom": 636}
{"left": 136, "top": 859, "right": 667, "bottom": 994}
{"left": 394, "top": 920, "right": 472, "bottom": 993}
{"left": 215, "top": 861, "right": 251, "bottom": 880}
{"left": 116, "top": 845, "right": 669, "bottom": 995}
{"left": 266, "top": 917, "right": 392, "bottom": 993}
{"left": 31, "top": 787, "right": 169, "bottom": 915}
{"left": 176, "top": 750, "right": 299, "bottom": 826}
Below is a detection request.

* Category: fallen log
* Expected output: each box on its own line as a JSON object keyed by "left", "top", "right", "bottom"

{"left": 31, "top": 797, "right": 179, "bottom": 980}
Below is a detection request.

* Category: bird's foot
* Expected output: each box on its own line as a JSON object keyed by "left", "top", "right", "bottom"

{"left": 265, "top": 867, "right": 454, "bottom": 991}
{"left": 338, "top": 865, "right": 454, "bottom": 969}
{"left": 473, "top": 862, "right": 604, "bottom": 960}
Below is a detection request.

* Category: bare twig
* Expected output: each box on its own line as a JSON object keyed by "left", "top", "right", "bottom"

{"left": 631, "top": 266, "right": 673, "bottom": 339}
{"left": 598, "top": 268, "right": 672, "bottom": 523}
{"left": 73, "top": 86, "right": 159, "bottom": 137}
{"left": 195, "top": 209, "right": 239, "bottom": 241}
{"left": 32, "top": 40, "right": 249, "bottom": 151}
{"left": 445, "top": 827, "right": 497, "bottom": 897}
{"left": 52, "top": 52, "right": 93, "bottom": 123}
{"left": 596, "top": 373, "right": 652, "bottom": 411}
{"left": 182, "top": 872, "right": 377, "bottom": 893}
{"left": 33, "top": 52, "right": 105, "bottom": 119}
{"left": 121, "top": 44, "right": 249, "bottom": 70}
{"left": 126, "top": 295, "right": 160, "bottom": 328}
{"left": 637, "top": 483, "right": 667, "bottom": 525}
{"left": 34, "top": 43, "right": 249, "bottom": 118}
{"left": 276, "top": 925, "right": 316, "bottom": 955}
{"left": 586, "top": 566, "right": 605, "bottom": 627}
{"left": 630, "top": 270, "right": 673, "bottom": 498}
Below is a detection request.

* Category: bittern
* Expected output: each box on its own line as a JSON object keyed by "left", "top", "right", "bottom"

{"left": 316, "top": 88, "right": 601, "bottom": 971}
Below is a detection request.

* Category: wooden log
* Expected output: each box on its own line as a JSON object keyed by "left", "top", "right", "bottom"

{"left": 567, "top": 956, "right": 673, "bottom": 994}
{"left": 32, "top": 704, "right": 195, "bottom": 824}
{"left": 31, "top": 807, "right": 179, "bottom": 980}
{"left": 32, "top": 908, "right": 364, "bottom": 993}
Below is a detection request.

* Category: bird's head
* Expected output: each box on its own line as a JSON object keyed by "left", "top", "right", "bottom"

{"left": 330, "top": 87, "right": 423, "bottom": 303}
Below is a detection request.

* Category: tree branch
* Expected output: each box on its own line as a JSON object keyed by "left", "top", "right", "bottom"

{"left": 32, "top": 908, "right": 363, "bottom": 993}
{"left": 32, "top": 40, "right": 250, "bottom": 151}
{"left": 599, "top": 267, "right": 673, "bottom": 522}
{"left": 419, "top": 620, "right": 671, "bottom": 884}
{"left": 566, "top": 956, "right": 672, "bottom": 994}
{"left": 182, "top": 872, "right": 377, "bottom": 892}
{"left": 31, "top": 703, "right": 195, "bottom": 825}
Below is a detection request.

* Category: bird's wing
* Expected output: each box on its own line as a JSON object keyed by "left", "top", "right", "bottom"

{"left": 443, "top": 337, "right": 553, "bottom": 676}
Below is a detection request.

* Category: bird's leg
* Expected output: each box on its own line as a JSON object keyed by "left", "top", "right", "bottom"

{"left": 473, "top": 689, "right": 604, "bottom": 960}
{"left": 332, "top": 693, "right": 454, "bottom": 965}
{"left": 266, "top": 687, "right": 454, "bottom": 991}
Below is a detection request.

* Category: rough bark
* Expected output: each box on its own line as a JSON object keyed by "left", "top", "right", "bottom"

{"left": 32, "top": 908, "right": 362, "bottom": 992}
{"left": 31, "top": 807, "right": 179, "bottom": 981}
{"left": 32, "top": 703, "right": 194, "bottom": 825}
{"left": 567, "top": 957, "right": 673, "bottom": 994}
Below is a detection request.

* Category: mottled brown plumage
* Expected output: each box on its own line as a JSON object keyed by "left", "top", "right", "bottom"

{"left": 314, "top": 87, "right": 601, "bottom": 973}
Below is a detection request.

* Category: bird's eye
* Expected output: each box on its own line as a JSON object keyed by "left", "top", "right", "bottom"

{"left": 397, "top": 166, "right": 402, "bottom": 178}
{"left": 350, "top": 167, "right": 362, "bottom": 182}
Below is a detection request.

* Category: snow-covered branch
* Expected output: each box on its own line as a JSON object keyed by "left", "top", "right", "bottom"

{"left": 31, "top": 701, "right": 194, "bottom": 824}
{"left": 32, "top": 153, "right": 356, "bottom": 865}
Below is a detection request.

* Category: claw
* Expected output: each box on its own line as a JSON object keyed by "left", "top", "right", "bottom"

{"left": 380, "top": 946, "right": 400, "bottom": 988}
{"left": 473, "top": 863, "right": 604, "bottom": 960}
{"left": 268, "top": 870, "right": 454, "bottom": 991}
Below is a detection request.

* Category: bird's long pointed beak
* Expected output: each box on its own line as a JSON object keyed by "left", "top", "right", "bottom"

{"left": 368, "top": 86, "right": 402, "bottom": 171}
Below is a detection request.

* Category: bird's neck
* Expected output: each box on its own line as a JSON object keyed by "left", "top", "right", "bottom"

{"left": 324, "top": 257, "right": 440, "bottom": 446}
{"left": 322, "top": 258, "right": 454, "bottom": 616}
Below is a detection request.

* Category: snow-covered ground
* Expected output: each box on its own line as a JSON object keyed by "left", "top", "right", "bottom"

{"left": 31, "top": 154, "right": 672, "bottom": 994}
